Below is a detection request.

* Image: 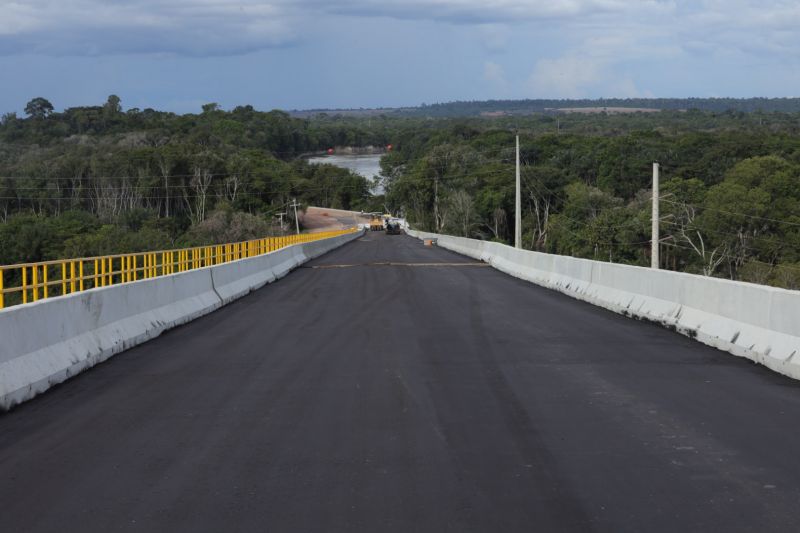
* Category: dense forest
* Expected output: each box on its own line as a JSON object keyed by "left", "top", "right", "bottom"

{"left": 0, "top": 96, "right": 386, "bottom": 265}
{"left": 403, "top": 97, "right": 800, "bottom": 117}
{"left": 2, "top": 96, "right": 800, "bottom": 290}
{"left": 382, "top": 119, "right": 800, "bottom": 289}
{"left": 293, "top": 97, "right": 800, "bottom": 118}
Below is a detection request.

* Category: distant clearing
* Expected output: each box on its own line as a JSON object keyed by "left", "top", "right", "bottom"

{"left": 548, "top": 107, "right": 666, "bottom": 114}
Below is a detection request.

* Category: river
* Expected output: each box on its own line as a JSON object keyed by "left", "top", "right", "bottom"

{"left": 307, "top": 154, "right": 384, "bottom": 193}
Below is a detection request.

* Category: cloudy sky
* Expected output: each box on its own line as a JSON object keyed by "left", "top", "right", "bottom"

{"left": 1, "top": 0, "right": 798, "bottom": 114}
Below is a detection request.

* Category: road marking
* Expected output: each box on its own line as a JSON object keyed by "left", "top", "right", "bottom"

{"left": 306, "top": 262, "right": 489, "bottom": 269}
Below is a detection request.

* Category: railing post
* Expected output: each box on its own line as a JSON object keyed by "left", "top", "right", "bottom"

{"left": 22, "top": 267, "right": 28, "bottom": 304}
{"left": 32, "top": 265, "right": 39, "bottom": 302}
{"left": 1, "top": 232, "right": 341, "bottom": 309}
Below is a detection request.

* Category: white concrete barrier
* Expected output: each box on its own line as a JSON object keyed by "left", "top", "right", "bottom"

{"left": 407, "top": 229, "right": 800, "bottom": 381}
{"left": 0, "top": 231, "right": 363, "bottom": 410}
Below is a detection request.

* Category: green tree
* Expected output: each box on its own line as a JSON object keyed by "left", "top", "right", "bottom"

{"left": 104, "top": 94, "right": 122, "bottom": 115}
{"left": 24, "top": 97, "right": 54, "bottom": 119}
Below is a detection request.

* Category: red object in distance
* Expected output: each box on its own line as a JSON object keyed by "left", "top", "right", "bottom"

{"left": 327, "top": 148, "right": 334, "bottom": 154}
{"left": 386, "top": 144, "right": 393, "bottom": 151}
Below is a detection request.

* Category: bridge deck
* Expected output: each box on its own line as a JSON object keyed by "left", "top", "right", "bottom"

{"left": 2, "top": 232, "right": 799, "bottom": 532}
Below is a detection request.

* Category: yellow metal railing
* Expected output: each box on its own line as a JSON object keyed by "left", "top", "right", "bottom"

{"left": 0, "top": 228, "right": 357, "bottom": 310}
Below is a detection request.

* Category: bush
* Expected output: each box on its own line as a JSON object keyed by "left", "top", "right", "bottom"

{"left": 181, "top": 209, "right": 271, "bottom": 246}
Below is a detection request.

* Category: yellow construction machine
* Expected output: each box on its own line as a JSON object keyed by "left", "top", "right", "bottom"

{"left": 368, "top": 213, "right": 385, "bottom": 231}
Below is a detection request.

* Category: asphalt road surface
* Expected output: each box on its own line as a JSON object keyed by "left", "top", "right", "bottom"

{"left": 2, "top": 232, "right": 800, "bottom": 532}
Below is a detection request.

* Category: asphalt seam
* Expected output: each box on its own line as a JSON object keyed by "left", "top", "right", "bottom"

{"left": 305, "top": 262, "right": 489, "bottom": 269}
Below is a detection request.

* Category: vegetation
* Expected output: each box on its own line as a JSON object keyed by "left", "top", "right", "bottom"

{"left": 399, "top": 97, "right": 800, "bottom": 117}
{"left": 294, "top": 97, "right": 800, "bottom": 118}
{"left": 0, "top": 96, "right": 381, "bottom": 264}
{"left": 382, "top": 119, "right": 800, "bottom": 289}
{"left": 2, "top": 95, "right": 800, "bottom": 290}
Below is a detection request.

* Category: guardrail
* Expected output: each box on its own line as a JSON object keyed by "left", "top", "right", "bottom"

{"left": 0, "top": 228, "right": 357, "bottom": 309}
{"left": 407, "top": 229, "right": 800, "bottom": 382}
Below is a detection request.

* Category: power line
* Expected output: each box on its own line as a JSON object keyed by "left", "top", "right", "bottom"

{"left": 661, "top": 241, "right": 800, "bottom": 275}
{"left": 0, "top": 165, "right": 522, "bottom": 199}
{"left": 0, "top": 151, "right": 515, "bottom": 183}
{"left": 0, "top": 145, "right": 518, "bottom": 182}
{"left": 523, "top": 178, "right": 647, "bottom": 232}
{"left": 660, "top": 219, "right": 799, "bottom": 251}
{"left": 661, "top": 198, "right": 800, "bottom": 228}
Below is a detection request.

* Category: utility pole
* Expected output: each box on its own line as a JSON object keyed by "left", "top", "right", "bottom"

{"left": 290, "top": 199, "right": 300, "bottom": 235}
{"left": 276, "top": 212, "right": 287, "bottom": 231}
{"left": 651, "top": 162, "right": 660, "bottom": 269}
{"left": 515, "top": 135, "right": 522, "bottom": 249}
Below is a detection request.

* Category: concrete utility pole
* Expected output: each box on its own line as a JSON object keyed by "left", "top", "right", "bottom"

{"left": 515, "top": 135, "right": 522, "bottom": 249}
{"left": 290, "top": 199, "right": 300, "bottom": 235}
{"left": 276, "top": 212, "right": 287, "bottom": 231}
{"left": 651, "top": 162, "right": 660, "bottom": 269}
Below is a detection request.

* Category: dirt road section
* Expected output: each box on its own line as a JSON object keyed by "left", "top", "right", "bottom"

{"left": 301, "top": 206, "right": 372, "bottom": 233}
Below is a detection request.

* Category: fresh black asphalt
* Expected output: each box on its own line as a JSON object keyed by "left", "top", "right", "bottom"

{"left": 2, "top": 232, "right": 800, "bottom": 532}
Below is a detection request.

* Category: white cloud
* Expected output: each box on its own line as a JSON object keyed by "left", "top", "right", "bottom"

{"left": 0, "top": 0, "right": 798, "bottom": 74}
{"left": 0, "top": 0, "right": 675, "bottom": 56}
{"left": 477, "top": 24, "right": 509, "bottom": 53}
{"left": 483, "top": 61, "right": 507, "bottom": 87}
{"left": 315, "top": 0, "right": 671, "bottom": 24}
{"left": 528, "top": 55, "right": 604, "bottom": 98}
{"left": 0, "top": 1, "right": 297, "bottom": 55}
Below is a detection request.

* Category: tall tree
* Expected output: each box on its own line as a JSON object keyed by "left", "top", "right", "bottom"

{"left": 24, "top": 97, "right": 54, "bottom": 119}
{"left": 104, "top": 94, "right": 122, "bottom": 115}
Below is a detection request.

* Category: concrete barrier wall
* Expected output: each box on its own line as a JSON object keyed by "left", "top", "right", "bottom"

{"left": 0, "top": 231, "right": 363, "bottom": 410}
{"left": 407, "top": 230, "right": 800, "bottom": 381}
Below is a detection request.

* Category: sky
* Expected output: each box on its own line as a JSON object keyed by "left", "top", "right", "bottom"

{"left": 1, "top": 0, "right": 799, "bottom": 114}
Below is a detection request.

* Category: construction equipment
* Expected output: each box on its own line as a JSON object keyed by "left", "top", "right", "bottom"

{"left": 369, "top": 216, "right": 384, "bottom": 231}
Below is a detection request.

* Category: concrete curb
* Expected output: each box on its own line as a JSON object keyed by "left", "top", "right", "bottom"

{"left": 407, "top": 230, "right": 800, "bottom": 381}
{"left": 0, "top": 231, "right": 363, "bottom": 410}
